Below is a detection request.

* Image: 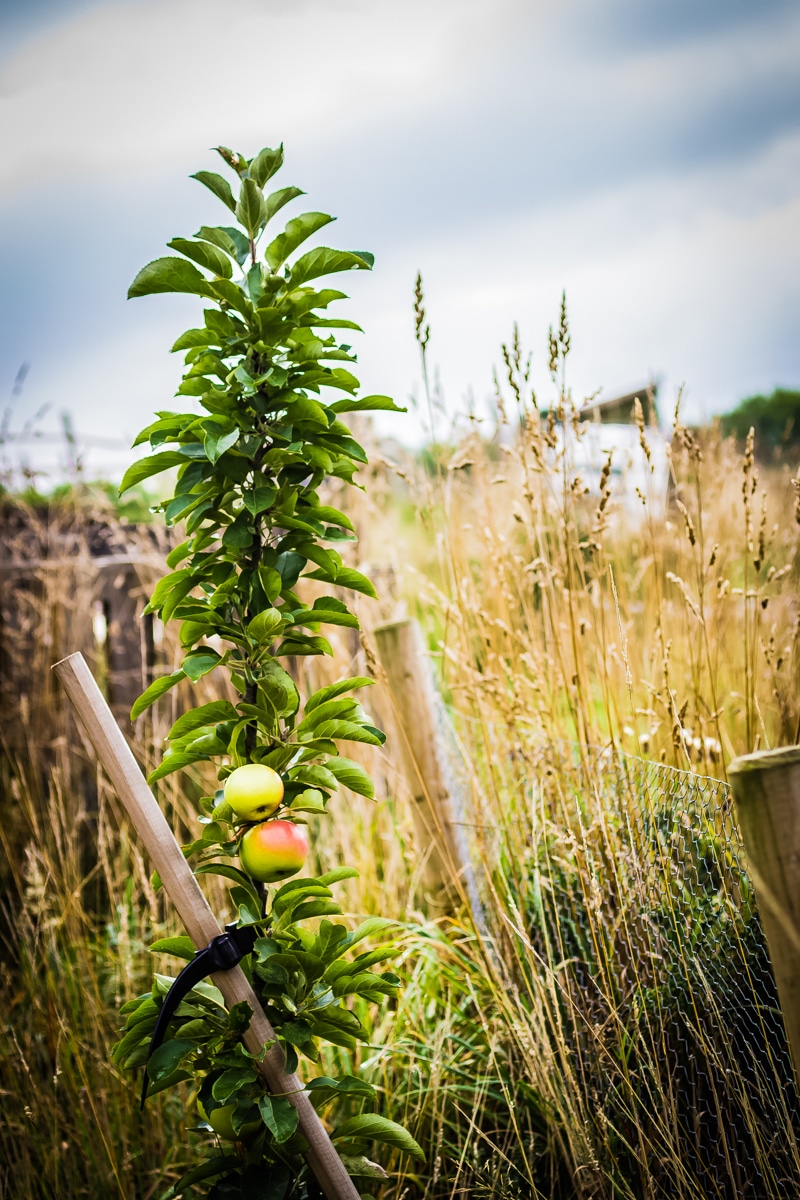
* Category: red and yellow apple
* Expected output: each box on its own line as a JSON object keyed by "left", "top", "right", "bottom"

{"left": 239, "top": 819, "right": 308, "bottom": 883}
{"left": 224, "top": 763, "right": 284, "bottom": 821}
{"left": 198, "top": 1098, "right": 260, "bottom": 1141}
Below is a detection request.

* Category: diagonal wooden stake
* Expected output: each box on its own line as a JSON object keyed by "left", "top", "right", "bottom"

{"left": 53, "top": 652, "right": 359, "bottom": 1200}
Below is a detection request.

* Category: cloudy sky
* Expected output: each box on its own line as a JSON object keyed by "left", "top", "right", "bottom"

{"left": 1, "top": 0, "right": 799, "bottom": 478}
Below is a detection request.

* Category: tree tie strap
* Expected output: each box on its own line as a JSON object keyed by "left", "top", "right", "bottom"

{"left": 141, "top": 923, "right": 258, "bottom": 1109}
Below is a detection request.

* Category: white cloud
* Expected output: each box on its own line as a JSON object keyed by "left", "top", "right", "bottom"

{"left": 0, "top": 0, "right": 522, "bottom": 198}
{"left": 0, "top": 0, "right": 798, "bottom": 480}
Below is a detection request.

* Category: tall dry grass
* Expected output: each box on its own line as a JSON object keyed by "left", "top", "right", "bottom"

{"left": 330, "top": 318, "right": 800, "bottom": 1197}
{"left": 0, "top": 490, "right": 419, "bottom": 1199}
{"left": 1, "top": 318, "right": 799, "bottom": 1199}
{"left": 352, "top": 335, "right": 800, "bottom": 774}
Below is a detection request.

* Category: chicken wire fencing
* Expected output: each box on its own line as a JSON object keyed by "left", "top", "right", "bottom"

{"left": 448, "top": 718, "right": 800, "bottom": 1200}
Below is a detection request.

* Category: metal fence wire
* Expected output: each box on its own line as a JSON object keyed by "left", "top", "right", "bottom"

{"left": 454, "top": 725, "right": 800, "bottom": 1199}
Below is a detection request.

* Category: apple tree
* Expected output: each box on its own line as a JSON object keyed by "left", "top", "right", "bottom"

{"left": 112, "top": 143, "right": 421, "bottom": 1199}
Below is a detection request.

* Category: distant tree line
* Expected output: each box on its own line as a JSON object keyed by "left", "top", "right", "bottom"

{"left": 721, "top": 387, "right": 800, "bottom": 456}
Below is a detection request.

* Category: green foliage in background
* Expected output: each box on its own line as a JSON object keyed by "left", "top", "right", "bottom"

{"left": 721, "top": 387, "right": 800, "bottom": 455}
{"left": 115, "top": 142, "right": 420, "bottom": 1199}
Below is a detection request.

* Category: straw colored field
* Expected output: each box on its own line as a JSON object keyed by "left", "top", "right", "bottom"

{"left": 1, "top": 359, "right": 799, "bottom": 1197}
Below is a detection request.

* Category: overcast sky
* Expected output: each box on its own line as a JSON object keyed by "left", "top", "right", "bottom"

{"left": 1, "top": 0, "right": 799, "bottom": 479}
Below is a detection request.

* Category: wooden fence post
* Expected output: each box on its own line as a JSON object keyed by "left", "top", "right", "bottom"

{"left": 53, "top": 652, "right": 359, "bottom": 1200}
{"left": 729, "top": 745, "right": 800, "bottom": 1085}
{"left": 373, "top": 618, "right": 473, "bottom": 908}
{"left": 99, "top": 562, "right": 149, "bottom": 726}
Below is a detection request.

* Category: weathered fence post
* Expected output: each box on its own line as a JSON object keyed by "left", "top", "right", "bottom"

{"left": 53, "top": 651, "right": 359, "bottom": 1200}
{"left": 373, "top": 618, "right": 475, "bottom": 909}
{"left": 729, "top": 745, "right": 800, "bottom": 1084}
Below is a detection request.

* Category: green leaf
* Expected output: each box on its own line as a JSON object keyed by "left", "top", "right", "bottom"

{"left": 148, "top": 1039, "right": 195, "bottom": 1083}
{"left": 304, "top": 317, "right": 363, "bottom": 332}
{"left": 128, "top": 256, "right": 213, "bottom": 299}
{"left": 215, "top": 144, "right": 248, "bottom": 175}
{"left": 182, "top": 649, "right": 221, "bottom": 683}
{"left": 130, "top": 670, "right": 184, "bottom": 720}
{"left": 275, "top": 550, "right": 307, "bottom": 590}
{"left": 320, "top": 433, "right": 368, "bottom": 463}
{"left": 248, "top": 609, "right": 283, "bottom": 643}
{"left": 308, "top": 1021, "right": 357, "bottom": 1052}
{"left": 339, "top": 1155, "right": 388, "bottom": 1181}
{"left": 278, "top": 634, "right": 333, "bottom": 658}
{"left": 349, "top": 918, "right": 398, "bottom": 947}
{"left": 203, "top": 421, "right": 240, "bottom": 463}
{"left": 147, "top": 747, "right": 213, "bottom": 784}
{"left": 306, "top": 720, "right": 382, "bottom": 746}
{"left": 197, "top": 224, "right": 250, "bottom": 266}
{"left": 191, "top": 170, "right": 237, "bottom": 212}
{"left": 167, "top": 700, "right": 238, "bottom": 742}
{"left": 289, "top": 248, "right": 373, "bottom": 289}
{"left": 119, "top": 451, "right": 186, "bottom": 495}
{"left": 195, "top": 864, "right": 262, "bottom": 912}
{"left": 134, "top": 413, "right": 191, "bottom": 446}
{"left": 167, "top": 237, "right": 233, "bottom": 278}
{"left": 166, "top": 541, "right": 190, "bottom": 569}
{"left": 149, "top": 936, "right": 196, "bottom": 961}
{"left": 143, "top": 568, "right": 190, "bottom": 616}
{"left": 305, "top": 678, "right": 374, "bottom": 713}
{"left": 272, "top": 883, "right": 332, "bottom": 918}
{"left": 162, "top": 574, "right": 202, "bottom": 622}
{"left": 264, "top": 185, "right": 304, "bottom": 224}
{"left": 236, "top": 178, "right": 267, "bottom": 237}
{"left": 307, "top": 1075, "right": 376, "bottom": 1102}
{"left": 305, "top": 505, "right": 354, "bottom": 531}
{"left": 288, "top": 763, "right": 338, "bottom": 790}
{"left": 258, "top": 1094, "right": 299, "bottom": 1143}
{"left": 332, "top": 1115, "right": 424, "bottom": 1161}
{"left": 119, "top": 992, "right": 155, "bottom": 1017}
{"left": 324, "top": 758, "right": 375, "bottom": 799}
{"left": 288, "top": 899, "right": 342, "bottom": 924}
{"left": 193, "top": 225, "right": 240, "bottom": 260}
{"left": 285, "top": 394, "right": 329, "bottom": 427}
{"left": 259, "top": 660, "right": 300, "bottom": 719}
{"left": 265, "top": 212, "right": 335, "bottom": 271}
{"left": 243, "top": 484, "right": 277, "bottom": 515}
{"left": 159, "top": 1156, "right": 240, "bottom": 1200}
{"left": 208, "top": 279, "right": 254, "bottom": 317}
{"left": 296, "top": 698, "right": 359, "bottom": 736}
{"left": 212, "top": 1066, "right": 258, "bottom": 1102}
{"left": 222, "top": 516, "right": 254, "bottom": 549}
{"left": 330, "top": 394, "right": 406, "bottom": 414}
{"left": 259, "top": 566, "right": 283, "bottom": 602}
{"left": 289, "top": 789, "right": 327, "bottom": 814}
{"left": 306, "top": 566, "right": 377, "bottom": 599}
{"left": 333, "top": 970, "right": 397, "bottom": 999}
{"left": 249, "top": 145, "right": 284, "bottom": 188}
{"left": 171, "top": 328, "right": 214, "bottom": 353}
{"left": 316, "top": 866, "right": 360, "bottom": 886}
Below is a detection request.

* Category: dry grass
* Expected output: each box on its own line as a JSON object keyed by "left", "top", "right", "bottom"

{"left": 1, "top": 330, "right": 799, "bottom": 1198}
{"left": 351, "top": 370, "right": 800, "bottom": 774}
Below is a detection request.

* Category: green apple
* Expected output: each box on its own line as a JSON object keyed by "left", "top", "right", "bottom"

{"left": 224, "top": 763, "right": 284, "bottom": 821}
{"left": 197, "top": 1098, "right": 261, "bottom": 1141}
{"left": 239, "top": 819, "right": 308, "bottom": 883}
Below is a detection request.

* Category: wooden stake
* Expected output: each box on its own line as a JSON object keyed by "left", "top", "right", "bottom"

{"left": 729, "top": 744, "right": 800, "bottom": 1085}
{"left": 53, "top": 651, "right": 359, "bottom": 1200}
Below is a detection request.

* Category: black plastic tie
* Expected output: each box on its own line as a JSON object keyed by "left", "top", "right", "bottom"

{"left": 140, "top": 923, "right": 257, "bottom": 1110}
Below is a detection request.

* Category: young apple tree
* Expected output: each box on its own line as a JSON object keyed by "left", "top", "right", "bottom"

{"left": 113, "top": 142, "right": 421, "bottom": 1199}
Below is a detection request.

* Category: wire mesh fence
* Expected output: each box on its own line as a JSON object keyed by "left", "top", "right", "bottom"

{"left": 453, "top": 719, "right": 800, "bottom": 1199}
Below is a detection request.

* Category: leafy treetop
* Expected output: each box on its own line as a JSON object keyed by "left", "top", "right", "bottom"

{"left": 114, "top": 143, "right": 420, "bottom": 1197}
{"left": 123, "top": 141, "right": 404, "bottom": 794}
